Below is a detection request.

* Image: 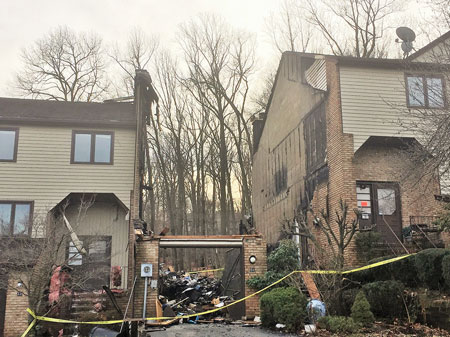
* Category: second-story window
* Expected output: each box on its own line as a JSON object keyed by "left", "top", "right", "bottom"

{"left": 71, "top": 131, "right": 114, "bottom": 164}
{"left": 406, "top": 75, "right": 445, "bottom": 108}
{"left": 0, "top": 201, "right": 33, "bottom": 236}
{"left": 0, "top": 128, "right": 19, "bottom": 162}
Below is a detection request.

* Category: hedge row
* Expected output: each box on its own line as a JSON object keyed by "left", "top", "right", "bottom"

{"left": 350, "top": 248, "right": 450, "bottom": 290}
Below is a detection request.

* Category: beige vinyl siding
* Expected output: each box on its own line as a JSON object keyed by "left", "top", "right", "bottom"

{"left": 412, "top": 36, "right": 450, "bottom": 62}
{"left": 0, "top": 125, "right": 135, "bottom": 218}
{"left": 64, "top": 202, "right": 129, "bottom": 288}
{"left": 339, "top": 66, "right": 415, "bottom": 151}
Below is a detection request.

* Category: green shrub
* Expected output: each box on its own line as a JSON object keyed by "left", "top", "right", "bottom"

{"left": 351, "top": 291, "right": 374, "bottom": 327}
{"left": 246, "top": 271, "right": 287, "bottom": 290}
{"left": 350, "top": 255, "right": 417, "bottom": 287}
{"left": 340, "top": 288, "right": 360, "bottom": 316}
{"left": 391, "top": 255, "right": 419, "bottom": 288}
{"left": 433, "top": 203, "right": 450, "bottom": 232}
{"left": 354, "top": 231, "right": 383, "bottom": 262}
{"left": 267, "top": 240, "right": 299, "bottom": 273}
{"left": 350, "top": 255, "right": 395, "bottom": 283}
{"left": 414, "top": 248, "right": 450, "bottom": 290}
{"left": 362, "top": 280, "right": 405, "bottom": 319}
{"left": 317, "top": 316, "right": 359, "bottom": 333}
{"left": 248, "top": 240, "right": 298, "bottom": 290}
{"left": 442, "top": 254, "right": 450, "bottom": 289}
{"left": 260, "top": 287, "right": 307, "bottom": 332}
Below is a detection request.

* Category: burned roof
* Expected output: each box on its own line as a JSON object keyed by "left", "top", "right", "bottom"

{"left": 0, "top": 97, "right": 136, "bottom": 128}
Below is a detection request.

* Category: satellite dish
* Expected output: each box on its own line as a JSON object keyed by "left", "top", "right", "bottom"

{"left": 396, "top": 27, "right": 416, "bottom": 57}
{"left": 396, "top": 27, "right": 416, "bottom": 43}
{"left": 401, "top": 41, "right": 413, "bottom": 53}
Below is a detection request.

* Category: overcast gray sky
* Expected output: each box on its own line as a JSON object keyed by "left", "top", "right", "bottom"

{"left": 0, "top": 0, "right": 285, "bottom": 97}
{"left": 0, "top": 0, "right": 437, "bottom": 99}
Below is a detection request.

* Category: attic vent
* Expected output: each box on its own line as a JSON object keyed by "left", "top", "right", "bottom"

{"left": 305, "top": 59, "right": 327, "bottom": 91}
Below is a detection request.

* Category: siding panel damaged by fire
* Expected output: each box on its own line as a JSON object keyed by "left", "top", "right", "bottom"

{"left": 304, "top": 101, "right": 328, "bottom": 203}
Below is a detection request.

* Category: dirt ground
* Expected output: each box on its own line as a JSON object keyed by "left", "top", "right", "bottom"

{"left": 146, "top": 322, "right": 450, "bottom": 337}
{"left": 147, "top": 323, "right": 297, "bottom": 337}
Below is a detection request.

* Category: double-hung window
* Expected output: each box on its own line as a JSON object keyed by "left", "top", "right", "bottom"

{"left": 406, "top": 75, "right": 446, "bottom": 108}
{"left": 0, "top": 201, "right": 33, "bottom": 236}
{"left": 0, "top": 128, "right": 19, "bottom": 162}
{"left": 71, "top": 131, "right": 114, "bottom": 164}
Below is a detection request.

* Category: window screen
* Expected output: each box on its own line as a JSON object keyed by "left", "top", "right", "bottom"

{"left": 68, "top": 241, "right": 83, "bottom": 266}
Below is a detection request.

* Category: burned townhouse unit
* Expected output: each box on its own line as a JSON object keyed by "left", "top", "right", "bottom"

{"left": 252, "top": 31, "right": 450, "bottom": 265}
{"left": 0, "top": 70, "right": 157, "bottom": 337}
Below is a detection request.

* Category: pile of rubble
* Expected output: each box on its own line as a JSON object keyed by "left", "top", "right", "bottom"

{"left": 159, "top": 268, "right": 232, "bottom": 318}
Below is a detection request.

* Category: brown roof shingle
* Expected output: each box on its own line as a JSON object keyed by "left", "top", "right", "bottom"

{"left": 0, "top": 97, "right": 136, "bottom": 128}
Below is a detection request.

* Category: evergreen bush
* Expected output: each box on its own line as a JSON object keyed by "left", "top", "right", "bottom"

{"left": 260, "top": 287, "right": 307, "bottom": 332}
{"left": 341, "top": 287, "right": 360, "bottom": 316}
{"left": 442, "top": 254, "right": 450, "bottom": 289}
{"left": 350, "top": 254, "right": 417, "bottom": 287}
{"left": 267, "top": 239, "right": 299, "bottom": 273}
{"left": 317, "top": 316, "right": 359, "bottom": 333}
{"left": 351, "top": 291, "right": 374, "bottom": 327}
{"left": 362, "top": 280, "right": 405, "bottom": 319}
{"left": 350, "top": 255, "right": 395, "bottom": 283}
{"left": 354, "top": 231, "right": 383, "bottom": 262}
{"left": 247, "top": 240, "right": 298, "bottom": 290}
{"left": 414, "top": 248, "right": 450, "bottom": 290}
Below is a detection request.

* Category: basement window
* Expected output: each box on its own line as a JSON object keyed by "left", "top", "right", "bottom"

{"left": 0, "top": 201, "right": 33, "bottom": 236}
{"left": 68, "top": 241, "right": 83, "bottom": 266}
{"left": 0, "top": 128, "right": 19, "bottom": 162}
{"left": 71, "top": 131, "right": 114, "bottom": 164}
{"left": 406, "top": 75, "right": 445, "bottom": 108}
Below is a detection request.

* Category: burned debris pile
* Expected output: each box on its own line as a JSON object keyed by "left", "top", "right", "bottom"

{"left": 159, "top": 268, "right": 231, "bottom": 318}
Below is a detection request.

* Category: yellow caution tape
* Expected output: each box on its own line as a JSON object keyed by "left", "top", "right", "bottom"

{"left": 187, "top": 268, "right": 224, "bottom": 274}
{"left": 21, "top": 253, "right": 414, "bottom": 336}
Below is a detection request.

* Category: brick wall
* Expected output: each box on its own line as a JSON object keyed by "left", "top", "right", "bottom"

{"left": 353, "top": 140, "right": 442, "bottom": 226}
{"left": 243, "top": 236, "right": 267, "bottom": 318}
{"left": 252, "top": 53, "right": 325, "bottom": 245}
{"left": 3, "top": 275, "right": 29, "bottom": 337}
{"left": 133, "top": 239, "right": 159, "bottom": 319}
{"left": 315, "top": 58, "right": 358, "bottom": 267}
{"left": 310, "top": 58, "right": 444, "bottom": 267}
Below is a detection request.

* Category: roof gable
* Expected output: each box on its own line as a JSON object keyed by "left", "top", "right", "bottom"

{"left": 408, "top": 30, "right": 450, "bottom": 62}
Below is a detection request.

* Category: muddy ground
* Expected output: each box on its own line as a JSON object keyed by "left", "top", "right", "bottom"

{"left": 147, "top": 323, "right": 297, "bottom": 337}
{"left": 146, "top": 322, "right": 450, "bottom": 337}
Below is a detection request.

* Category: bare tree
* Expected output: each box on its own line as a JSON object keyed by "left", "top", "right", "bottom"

{"left": 252, "top": 70, "right": 276, "bottom": 115}
{"left": 425, "top": 0, "right": 450, "bottom": 35}
{"left": 0, "top": 195, "right": 102, "bottom": 320}
{"left": 265, "top": 0, "right": 316, "bottom": 53}
{"left": 110, "top": 27, "right": 159, "bottom": 96}
{"left": 304, "top": 0, "right": 400, "bottom": 57}
{"left": 394, "top": 45, "right": 450, "bottom": 192}
{"left": 178, "top": 14, "right": 255, "bottom": 232}
{"left": 16, "top": 26, "right": 109, "bottom": 102}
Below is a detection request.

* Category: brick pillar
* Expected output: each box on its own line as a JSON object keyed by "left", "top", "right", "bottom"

{"left": 3, "top": 275, "right": 29, "bottom": 337}
{"left": 243, "top": 236, "right": 267, "bottom": 318}
{"left": 134, "top": 239, "right": 159, "bottom": 319}
{"left": 324, "top": 58, "right": 358, "bottom": 266}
